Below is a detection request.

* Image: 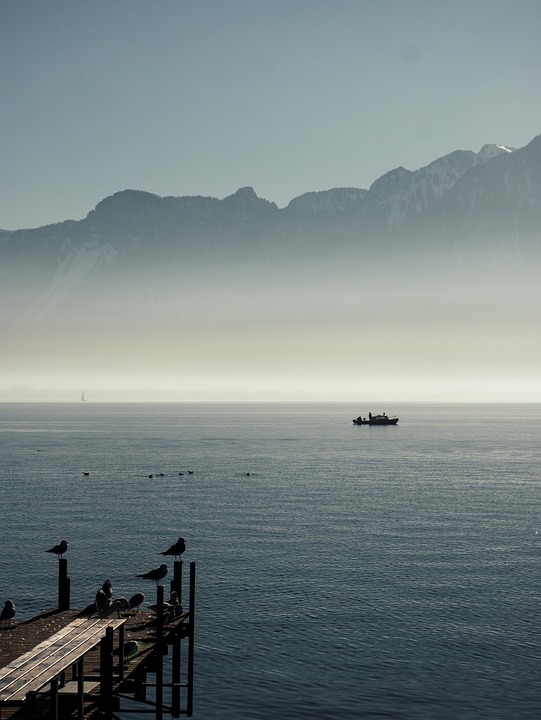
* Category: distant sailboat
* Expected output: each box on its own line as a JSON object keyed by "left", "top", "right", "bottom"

{"left": 81, "top": 391, "right": 86, "bottom": 402}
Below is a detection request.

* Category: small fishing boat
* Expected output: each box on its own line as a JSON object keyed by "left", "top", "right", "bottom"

{"left": 353, "top": 413, "right": 398, "bottom": 425}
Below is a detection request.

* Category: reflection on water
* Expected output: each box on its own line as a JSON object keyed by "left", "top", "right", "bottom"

{"left": 0, "top": 402, "right": 540, "bottom": 719}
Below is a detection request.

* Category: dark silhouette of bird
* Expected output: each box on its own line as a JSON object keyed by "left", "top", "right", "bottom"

{"left": 95, "top": 588, "right": 111, "bottom": 615}
{"left": 136, "top": 563, "right": 168, "bottom": 586}
{"left": 46, "top": 539, "right": 68, "bottom": 558}
{"left": 168, "top": 591, "right": 183, "bottom": 614}
{"left": 109, "top": 597, "right": 129, "bottom": 617}
{"left": 1, "top": 600, "right": 16, "bottom": 624}
{"left": 129, "top": 592, "right": 145, "bottom": 611}
{"left": 82, "top": 471, "right": 90, "bottom": 476}
{"left": 159, "top": 537, "right": 186, "bottom": 561}
{"left": 101, "top": 579, "right": 113, "bottom": 599}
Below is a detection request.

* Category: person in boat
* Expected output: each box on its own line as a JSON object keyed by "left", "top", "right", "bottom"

{"left": 368, "top": 412, "right": 372, "bottom": 420}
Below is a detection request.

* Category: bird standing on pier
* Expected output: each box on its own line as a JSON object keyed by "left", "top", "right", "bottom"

{"left": 128, "top": 592, "right": 145, "bottom": 611}
{"left": 136, "top": 563, "right": 168, "bottom": 585}
{"left": 168, "top": 591, "right": 183, "bottom": 615}
{"left": 95, "top": 588, "right": 111, "bottom": 615}
{"left": 101, "top": 579, "right": 113, "bottom": 599}
{"left": 45, "top": 539, "right": 68, "bottom": 558}
{"left": 110, "top": 597, "right": 129, "bottom": 617}
{"left": 1, "top": 600, "right": 16, "bottom": 624}
{"left": 159, "top": 537, "right": 186, "bottom": 561}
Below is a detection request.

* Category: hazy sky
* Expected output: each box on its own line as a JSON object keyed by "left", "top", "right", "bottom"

{"left": 1, "top": 0, "right": 541, "bottom": 230}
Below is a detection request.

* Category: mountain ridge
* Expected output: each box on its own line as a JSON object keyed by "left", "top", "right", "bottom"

{"left": 0, "top": 140, "right": 528, "bottom": 238}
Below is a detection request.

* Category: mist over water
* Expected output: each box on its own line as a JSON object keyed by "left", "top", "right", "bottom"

{"left": 1, "top": 236, "right": 539, "bottom": 402}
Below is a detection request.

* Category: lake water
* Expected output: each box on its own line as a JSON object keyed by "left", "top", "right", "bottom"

{"left": 0, "top": 402, "right": 540, "bottom": 719}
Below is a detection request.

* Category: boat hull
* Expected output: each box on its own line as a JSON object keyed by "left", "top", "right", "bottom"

{"left": 353, "top": 417, "right": 398, "bottom": 425}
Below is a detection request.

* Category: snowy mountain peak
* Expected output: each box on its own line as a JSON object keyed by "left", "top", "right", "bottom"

{"left": 477, "top": 143, "right": 515, "bottom": 162}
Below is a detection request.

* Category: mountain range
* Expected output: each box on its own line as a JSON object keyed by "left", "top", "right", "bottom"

{"left": 1, "top": 133, "right": 540, "bottom": 401}
{"left": 2, "top": 133, "right": 540, "bottom": 266}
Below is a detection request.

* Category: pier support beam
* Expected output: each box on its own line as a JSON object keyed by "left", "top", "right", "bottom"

{"left": 187, "top": 561, "right": 196, "bottom": 717}
{"left": 58, "top": 558, "right": 70, "bottom": 611}
{"left": 171, "top": 560, "right": 183, "bottom": 601}
{"left": 100, "top": 626, "right": 114, "bottom": 717}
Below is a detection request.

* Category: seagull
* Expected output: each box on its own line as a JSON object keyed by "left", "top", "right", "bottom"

{"left": 82, "top": 471, "right": 90, "bottom": 476}
{"left": 109, "top": 597, "right": 129, "bottom": 617}
{"left": 45, "top": 540, "right": 68, "bottom": 558}
{"left": 101, "top": 580, "right": 113, "bottom": 599}
{"left": 95, "top": 588, "right": 111, "bottom": 615}
{"left": 136, "top": 563, "right": 168, "bottom": 586}
{"left": 1, "top": 600, "right": 16, "bottom": 624}
{"left": 159, "top": 537, "right": 186, "bottom": 561}
{"left": 163, "top": 606, "right": 177, "bottom": 624}
{"left": 168, "top": 592, "right": 184, "bottom": 615}
{"left": 128, "top": 592, "right": 145, "bottom": 611}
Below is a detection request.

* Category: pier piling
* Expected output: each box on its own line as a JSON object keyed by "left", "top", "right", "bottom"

{"left": 58, "top": 558, "right": 70, "bottom": 610}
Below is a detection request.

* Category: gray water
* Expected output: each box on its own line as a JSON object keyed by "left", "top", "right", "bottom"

{"left": 0, "top": 402, "right": 540, "bottom": 719}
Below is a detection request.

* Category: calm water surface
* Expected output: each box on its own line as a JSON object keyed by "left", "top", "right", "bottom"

{"left": 0, "top": 402, "right": 540, "bottom": 719}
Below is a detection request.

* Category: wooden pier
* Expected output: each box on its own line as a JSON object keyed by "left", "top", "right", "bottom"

{"left": 0, "top": 561, "right": 196, "bottom": 720}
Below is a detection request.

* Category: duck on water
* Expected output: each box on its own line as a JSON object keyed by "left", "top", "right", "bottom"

{"left": 353, "top": 412, "right": 399, "bottom": 425}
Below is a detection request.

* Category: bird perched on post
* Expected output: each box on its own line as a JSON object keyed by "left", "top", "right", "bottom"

{"left": 45, "top": 539, "right": 68, "bottom": 559}
{"left": 1, "top": 600, "right": 16, "bottom": 624}
{"left": 159, "top": 537, "right": 186, "bottom": 561}
{"left": 136, "top": 563, "right": 168, "bottom": 586}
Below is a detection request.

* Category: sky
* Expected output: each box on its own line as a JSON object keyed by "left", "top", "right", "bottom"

{"left": 1, "top": 0, "right": 541, "bottom": 231}
{"left": 1, "top": 0, "right": 540, "bottom": 403}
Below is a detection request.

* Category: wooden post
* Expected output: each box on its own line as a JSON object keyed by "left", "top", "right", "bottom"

{"left": 77, "top": 657, "right": 84, "bottom": 720}
{"left": 187, "top": 562, "right": 196, "bottom": 717}
{"left": 50, "top": 677, "right": 58, "bottom": 720}
{"left": 117, "top": 624, "right": 125, "bottom": 681}
{"left": 24, "top": 691, "right": 37, "bottom": 719}
{"left": 100, "top": 626, "right": 114, "bottom": 717}
{"left": 58, "top": 558, "right": 70, "bottom": 610}
{"left": 156, "top": 584, "right": 164, "bottom": 720}
{"left": 171, "top": 628, "right": 181, "bottom": 718}
{"left": 171, "top": 560, "right": 183, "bottom": 601}
{"left": 134, "top": 668, "right": 147, "bottom": 702}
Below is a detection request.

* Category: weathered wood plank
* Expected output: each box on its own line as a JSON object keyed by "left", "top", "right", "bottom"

{"left": 0, "top": 619, "right": 90, "bottom": 683}
{"left": 0, "top": 619, "right": 104, "bottom": 691}
{"left": 0, "top": 618, "right": 125, "bottom": 703}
